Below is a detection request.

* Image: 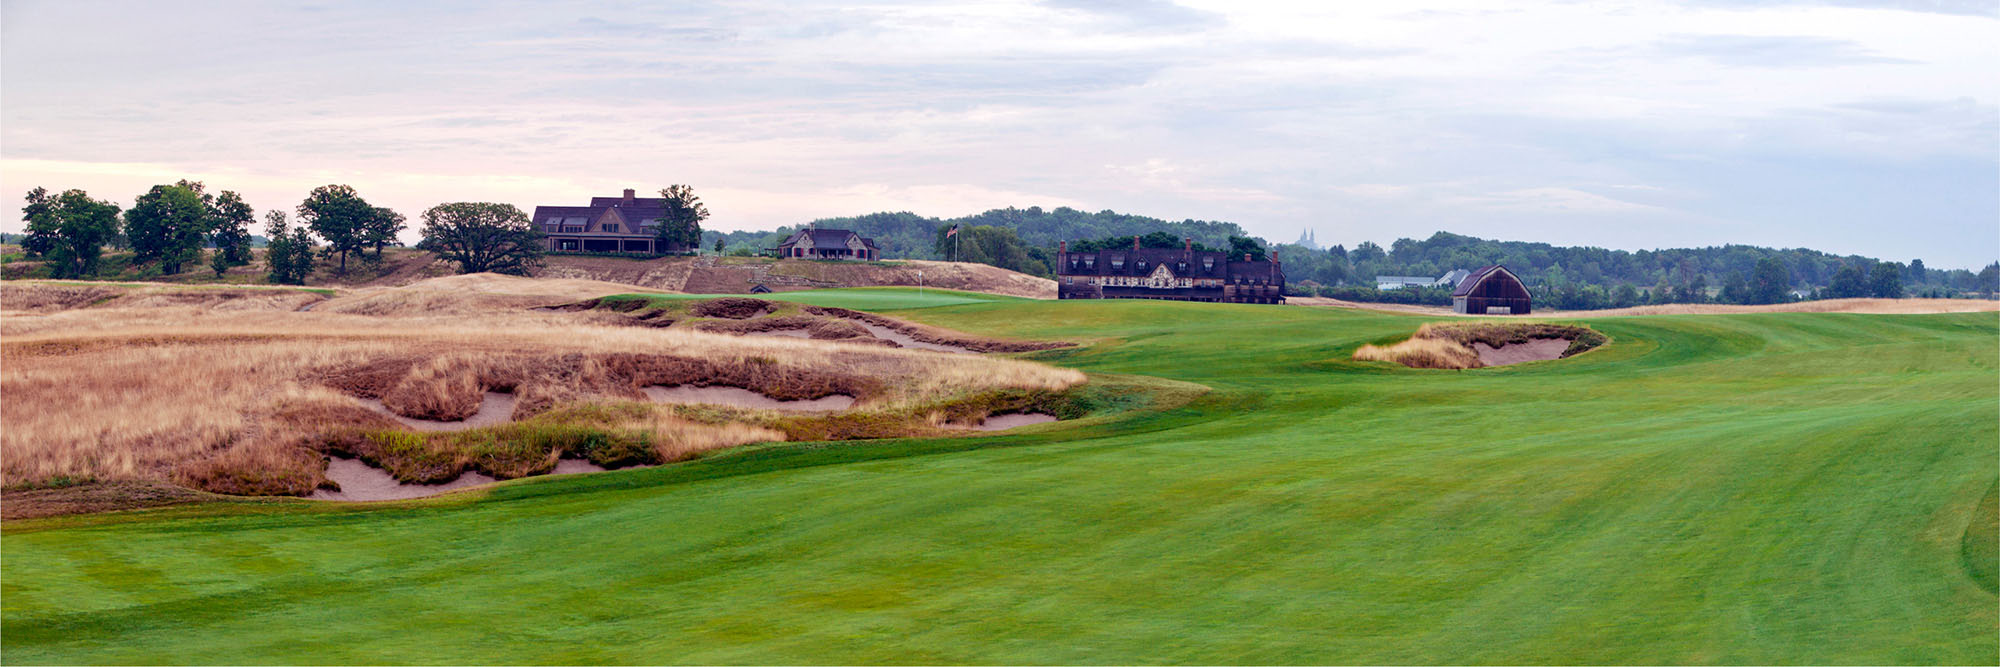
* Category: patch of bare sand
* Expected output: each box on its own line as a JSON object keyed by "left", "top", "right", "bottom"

{"left": 642, "top": 385, "right": 857, "bottom": 412}
{"left": 357, "top": 392, "right": 517, "bottom": 431}
{"left": 971, "top": 413, "right": 1058, "bottom": 431}
{"left": 855, "top": 321, "right": 977, "bottom": 354}
{"left": 1473, "top": 338, "right": 1571, "bottom": 366}
{"left": 310, "top": 456, "right": 631, "bottom": 502}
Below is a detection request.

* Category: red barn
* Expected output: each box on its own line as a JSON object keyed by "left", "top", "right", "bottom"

{"left": 1452, "top": 265, "right": 1531, "bottom": 314}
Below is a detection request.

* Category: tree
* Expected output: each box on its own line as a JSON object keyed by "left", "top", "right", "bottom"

{"left": 1977, "top": 262, "right": 1999, "bottom": 299}
{"left": 1682, "top": 274, "right": 1709, "bottom": 303}
{"left": 1228, "top": 235, "right": 1267, "bottom": 261}
{"left": 415, "top": 202, "right": 544, "bottom": 275}
{"left": 125, "top": 181, "right": 215, "bottom": 274}
{"left": 210, "top": 190, "right": 255, "bottom": 268}
{"left": 1907, "top": 258, "right": 1926, "bottom": 285}
{"left": 934, "top": 225, "right": 1048, "bottom": 277}
{"left": 361, "top": 206, "right": 406, "bottom": 259}
{"left": 713, "top": 237, "right": 725, "bottom": 254}
{"left": 21, "top": 188, "right": 121, "bottom": 278}
{"left": 296, "top": 184, "right": 375, "bottom": 273}
{"left": 1750, "top": 257, "right": 1789, "bottom": 305}
{"left": 1868, "top": 261, "right": 1903, "bottom": 299}
{"left": 1718, "top": 272, "right": 1748, "bottom": 305}
{"left": 1611, "top": 283, "right": 1640, "bottom": 308}
{"left": 1827, "top": 263, "right": 1867, "bottom": 299}
{"left": 653, "top": 184, "right": 708, "bottom": 253}
{"left": 263, "top": 211, "right": 317, "bottom": 285}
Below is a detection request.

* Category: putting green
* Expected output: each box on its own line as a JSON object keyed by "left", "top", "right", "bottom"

{"left": 4, "top": 294, "right": 1995, "bottom": 664}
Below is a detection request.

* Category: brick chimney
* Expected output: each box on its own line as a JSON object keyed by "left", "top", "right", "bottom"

{"left": 621, "top": 188, "right": 635, "bottom": 206}
{"left": 1132, "top": 235, "right": 1140, "bottom": 250}
{"left": 1059, "top": 240, "right": 1067, "bottom": 253}
{"left": 1244, "top": 253, "right": 1253, "bottom": 261}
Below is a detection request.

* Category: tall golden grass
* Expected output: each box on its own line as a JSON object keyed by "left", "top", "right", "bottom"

{"left": 1353, "top": 321, "right": 1606, "bottom": 369}
{"left": 1353, "top": 336, "right": 1485, "bottom": 369}
{"left": 1, "top": 293, "right": 1084, "bottom": 494}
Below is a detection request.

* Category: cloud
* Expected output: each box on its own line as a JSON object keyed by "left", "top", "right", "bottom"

{"left": 1646, "top": 34, "right": 1917, "bottom": 67}
{"left": 1039, "top": 0, "right": 1223, "bottom": 32}
{"left": 0, "top": 0, "right": 1993, "bottom": 267}
{"left": 1681, "top": 0, "right": 2000, "bottom": 18}
{"left": 1450, "top": 187, "right": 1665, "bottom": 214}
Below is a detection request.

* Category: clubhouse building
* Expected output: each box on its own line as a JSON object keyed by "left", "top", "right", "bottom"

{"left": 530, "top": 189, "right": 691, "bottom": 255}
{"left": 1056, "top": 237, "right": 1285, "bottom": 304}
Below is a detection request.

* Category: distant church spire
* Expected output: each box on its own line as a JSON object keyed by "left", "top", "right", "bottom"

{"left": 1294, "top": 227, "right": 1320, "bottom": 250}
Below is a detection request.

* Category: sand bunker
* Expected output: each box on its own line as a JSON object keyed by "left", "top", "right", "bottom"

{"left": 642, "top": 385, "right": 856, "bottom": 412}
{"left": 311, "top": 458, "right": 498, "bottom": 501}
{"left": 742, "top": 329, "right": 813, "bottom": 339}
{"left": 968, "top": 413, "right": 1059, "bottom": 431}
{"left": 311, "top": 456, "right": 624, "bottom": 502}
{"left": 358, "top": 392, "right": 518, "bottom": 431}
{"left": 857, "top": 322, "right": 976, "bottom": 354}
{"left": 1473, "top": 338, "right": 1572, "bottom": 366}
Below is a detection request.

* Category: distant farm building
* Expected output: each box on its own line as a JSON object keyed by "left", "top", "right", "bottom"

{"left": 531, "top": 189, "right": 691, "bottom": 255}
{"left": 1056, "top": 237, "right": 1286, "bottom": 304}
{"left": 775, "top": 226, "right": 881, "bottom": 261}
{"left": 1452, "top": 265, "right": 1532, "bottom": 314}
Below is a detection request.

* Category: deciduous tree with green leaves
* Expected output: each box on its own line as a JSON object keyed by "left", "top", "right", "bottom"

{"left": 296, "top": 184, "right": 375, "bottom": 274}
{"left": 210, "top": 190, "right": 256, "bottom": 269}
{"left": 362, "top": 206, "right": 406, "bottom": 260}
{"left": 125, "top": 180, "right": 216, "bottom": 275}
{"left": 263, "top": 211, "right": 317, "bottom": 285}
{"left": 1868, "top": 261, "right": 1903, "bottom": 299}
{"left": 653, "top": 185, "right": 708, "bottom": 253}
{"left": 416, "top": 202, "right": 545, "bottom": 275}
{"left": 20, "top": 187, "right": 121, "bottom": 279}
{"left": 1749, "top": 257, "right": 1790, "bottom": 305}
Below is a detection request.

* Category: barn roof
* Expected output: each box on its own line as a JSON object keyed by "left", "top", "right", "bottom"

{"left": 1452, "top": 265, "right": 1516, "bottom": 297}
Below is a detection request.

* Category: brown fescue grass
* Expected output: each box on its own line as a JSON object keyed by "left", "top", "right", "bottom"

{"left": 1353, "top": 321, "right": 1607, "bottom": 369}
{"left": 1353, "top": 336, "right": 1486, "bottom": 369}
{"left": 2, "top": 302, "right": 1084, "bottom": 496}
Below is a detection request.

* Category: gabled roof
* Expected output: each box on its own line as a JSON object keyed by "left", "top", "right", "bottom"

{"left": 778, "top": 228, "right": 872, "bottom": 248}
{"left": 1452, "top": 265, "right": 1517, "bottom": 297}
{"left": 530, "top": 198, "right": 665, "bottom": 237}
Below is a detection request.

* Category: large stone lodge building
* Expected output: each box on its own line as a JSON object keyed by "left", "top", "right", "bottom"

{"left": 1056, "top": 237, "right": 1285, "bottom": 304}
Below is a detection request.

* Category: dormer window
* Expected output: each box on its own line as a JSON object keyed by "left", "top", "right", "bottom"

{"left": 1202, "top": 257, "right": 1214, "bottom": 270}
{"left": 602, "top": 224, "right": 620, "bottom": 233}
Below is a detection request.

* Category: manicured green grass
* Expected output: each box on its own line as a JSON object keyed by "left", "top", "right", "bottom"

{"left": 3, "top": 296, "right": 1995, "bottom": 664}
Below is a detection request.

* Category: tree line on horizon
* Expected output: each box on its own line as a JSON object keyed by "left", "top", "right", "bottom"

{"left": 704, "top": 207, "right": 1997, "bottom": 302}
{"left": 12, "top": 190, "right": 1997, "bottom": 303}
{"left": 11, "top": 184, "right": 711, "bottom": 283}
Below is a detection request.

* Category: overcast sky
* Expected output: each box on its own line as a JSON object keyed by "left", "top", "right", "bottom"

{"left": 3, "top": 0, "right": 1995, "bottom": 267}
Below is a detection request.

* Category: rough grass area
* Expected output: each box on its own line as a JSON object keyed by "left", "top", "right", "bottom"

{"left": 2, "top": 294, "right": 1993, "bottom": 665}
{"left": 568, "top": 294, "right": 1072, "bottom": 352}
{"left": 1355, "top": 320, "right": 1607, "bottom": 369}
{"left": 0, "top": 297, "right": 1083, "bottom": 500}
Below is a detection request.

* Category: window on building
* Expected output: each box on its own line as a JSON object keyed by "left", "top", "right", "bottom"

{"left": 602, "top": 224, "right": 620, "bottom": 233}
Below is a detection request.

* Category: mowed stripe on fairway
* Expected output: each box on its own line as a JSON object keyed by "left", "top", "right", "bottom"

{"left": 3, "top": 295, "right": 1995, "bottom": 664}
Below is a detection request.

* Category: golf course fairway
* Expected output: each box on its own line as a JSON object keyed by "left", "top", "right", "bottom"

{"left": 3, "top": 294, "right": 1995, "bottom": 664}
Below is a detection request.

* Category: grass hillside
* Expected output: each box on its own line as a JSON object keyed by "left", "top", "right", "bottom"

{"left": 3, "top": 294, "right": 1994, "bottom": 664}
{"left": 4, "top": 248, "right": 1057, "bottom": 298}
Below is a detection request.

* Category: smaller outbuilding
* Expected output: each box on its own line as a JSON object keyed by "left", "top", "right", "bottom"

{"left": 774, "top": 226, "right": 881, "bottom": 261}
{"left": 1452, "top": 265, "right": 1532, "bottom": 314}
